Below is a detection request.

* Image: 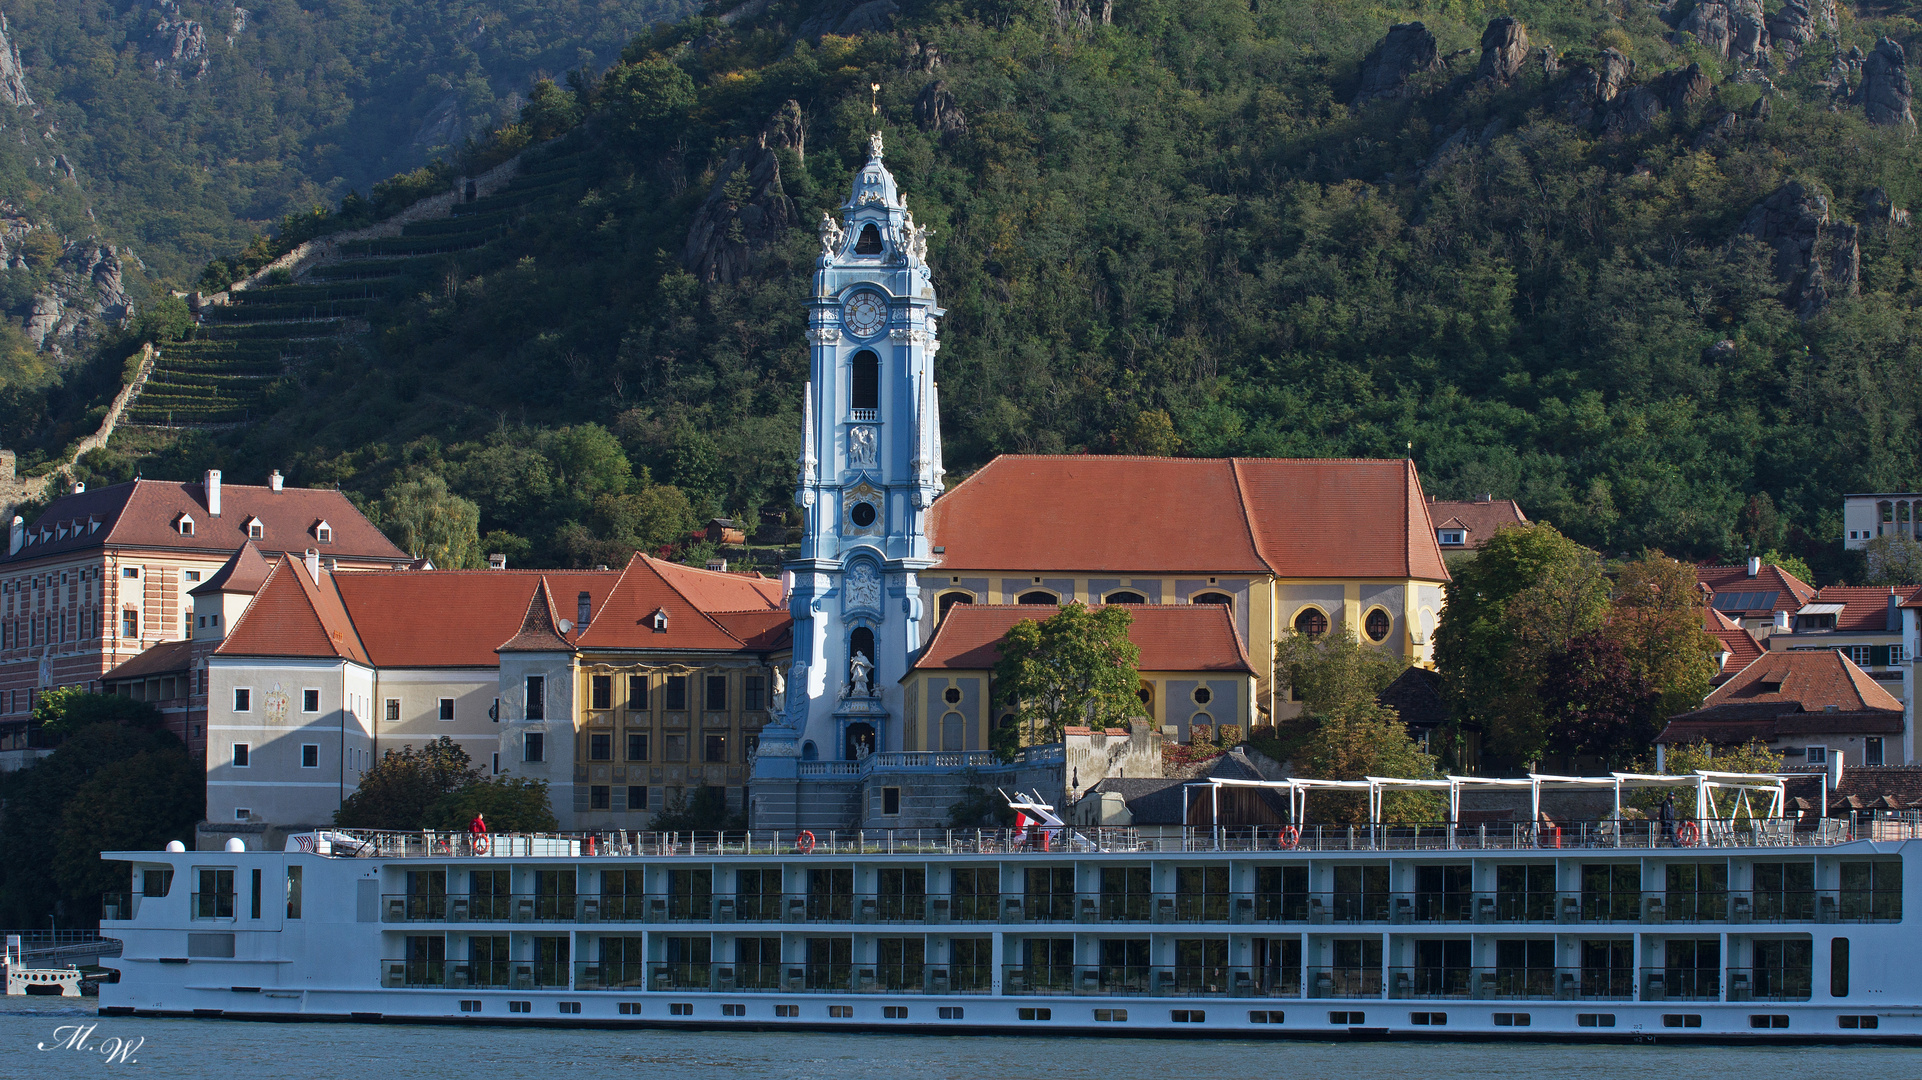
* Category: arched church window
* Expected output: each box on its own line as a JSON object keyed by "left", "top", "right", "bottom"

{"left": 938, "top": 591, "right": 973, "bottom": 623}
{"left": 1104, "top": 591, "right": 1146, "bottom": 605}
{"left": 1017, "top": 591, "right": 1057, "bottom": 605}
{"left": 1365, "top": 608, "right": 1391, "bottom": 643}
{"left": 851, "top": 350, "right": 879, "bottom": 413}
{"left": 855, "top": 222, "right": 884, "bottom": 254}
{"left": 1294, "top": 608, "right": 1328, "bottom": 637}
{"left": 1193, "top": 591, "right": 1232, "bottom": 608}
{"left": 849, "top": 627, "right": 876, "bottom": 694}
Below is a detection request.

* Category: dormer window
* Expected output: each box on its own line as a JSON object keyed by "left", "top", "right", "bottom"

{"left": 55, "top": 523, "right": 67, "bottom": 540}
{"left": 855, "top": 223, "right": 884, "bottom": 254}
{"left": 1438, "top": 529, "right": 1465, "bottom": 546}
{"left": 245, "top": 517, "right": 264, "bottom": 541}
{"left": 176, "top": 514, "right": 195, "bottom": 537}
{"left": 650, "top": 607, "right": 669, "bottom": 633}
{"left": 314, "top": 520, "right": 332, "bottom": 544}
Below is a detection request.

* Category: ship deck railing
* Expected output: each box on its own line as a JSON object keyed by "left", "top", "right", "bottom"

{"left": 288, "top": 815, "right": 1873, "bottom": 862}
{"left": 359, "top": 886, "right": 1902, "bottom": 927}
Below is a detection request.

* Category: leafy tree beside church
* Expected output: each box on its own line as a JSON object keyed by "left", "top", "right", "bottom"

{"left": 990, "top": 603, "right": 1141, "bottom": 760}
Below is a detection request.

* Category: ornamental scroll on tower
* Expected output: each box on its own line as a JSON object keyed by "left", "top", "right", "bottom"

{"left": 753, "top": 133, "right": 944, "bottom": 783}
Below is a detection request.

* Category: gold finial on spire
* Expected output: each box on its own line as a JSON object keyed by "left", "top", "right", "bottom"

{"left": 870, "top": 82, "right": 881, "bottom": 115}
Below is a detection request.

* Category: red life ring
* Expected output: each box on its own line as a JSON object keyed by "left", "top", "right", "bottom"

{"left": 1677, "top": 821, "right": 1700, "bottom": 847}
{"left": 1279, "top": 826, "right": 1300, "bottom": 850}
{"left": 797, "top": 830, "right": 816, "bottom": 855}
{"left": 472, "top": 834, "right": 490, "bottom": 855}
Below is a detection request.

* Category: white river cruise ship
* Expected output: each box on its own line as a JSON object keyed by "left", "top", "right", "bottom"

{"left": 97, "top": 772, "right": 1920, "bottom": 1042}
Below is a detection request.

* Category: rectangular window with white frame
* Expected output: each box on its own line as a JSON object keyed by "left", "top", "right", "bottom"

{"left": 1892, "top": 645, "right": 1907, "bottom": 665}
{"left": 1806, "top": 745, "right": 1828, "bottom": 766}
{"left": 439, "top": 697, "right": 455, "bottom": 721}
{"left": 233, "top": 743, "right": 250, "bottom": 768}
{"left": 233, "top": 688, "right": 251, "bottom": 712}
{"left": 300, "top": 744, "right": 319, "bottom": 768}
{"left": 385, "top": 698, "right": 400, "bottom": 723}
{"left": 1865, "top": 737, "right": 1885, "bottom": 767}
{"left": 302, "top": 689, "right": 320, "bottom": 713}
{"left": 526, "top": 675, "right": 545, "bottom": 720}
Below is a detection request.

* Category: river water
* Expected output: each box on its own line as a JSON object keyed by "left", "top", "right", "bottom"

{"left": 2, "top": 995, "right": 1913, "bottom": 1077}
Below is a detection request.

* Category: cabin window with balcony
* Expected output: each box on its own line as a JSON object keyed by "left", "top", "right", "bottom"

{"left": 1495, "top": 864, "right": 1556, "bottom": 922}
{"left": 1019, "top": 938, "right": 1074, "bottom": 992}
{"left": 534, "top": 870, "right": 576, "bottom": 921}
{"left": 875, "top": 868, "right": 926, "bottom": 921}
{"left": 1410, "top": 939, "right": 1471, "bottom": 998}
{"left": 469, "top": 870, "right": 511, "bottom": 922}
{"left": 1324, "top": 938, "right": 1382, "bottom": 997}
{"left": 1581, "top": 864, "right": 1641, "bottom": 921}
{"left": 1176, "top": 938, "right": 1229, "bottom": 992}
{"left": 1414, "top": 864, "right": 1473, "bottom": 922}
{"left": 805, "top": 936, "right": 853, "bottom": 991}
{"left": 1025, "top": 867, "right": 1076, "bottom": 922}
{"left": 1099, "top": 938, "right": 1149, "bottom": 992}
{"left": 1838, "top": 861, "right": 1902, "bottom": 921}
{"left": 1175, "top": 866, "right": 1230, "bottom": 923}
{"left": 876, "top": 936, "right": 925, "bottom": 991}
{"left": 1661, "top": 939, "right": 1720, "bottom": 1000}
{"left": 1749, "top": 939, "right": 1813, "bottom": 1000}
{"left": 406, "top": 870, "right": 447, "bottom": 921}
{"left": 952, "top": 867, "right": 1000, "bottom": 923}
{"left": 808, "top": 868, "right": 853, "bottom": 921}
{"left": 1664, "top": 863, "right": 1728, "bottom": 921}
{"left": 467, "top": 935, "right": 509, "bottom": 987}
{"left": 732, "top": 936, "right": 780, "bottom": 989}
{"left": 1579, "top": 940, "right": 1633, "bottom": 998}
{"left": 667, "top": 869, "right": 712, "bottom": 920}
{"left": 1255, "top": 865, "right": 1309, "bottom": 922}
{"left": 1255, "top": 937, "right": 1301, "bottom": 995}
{"left": 1752, "top": 861, "right": 1815, "bottom": 921}
{"left": 1101, "top": 866, "right": 1153, "bottom": 922}
{"left": 950, "top": 936, "right": 993, "bottom": 991}
{"left": 1494, "top": 939, "right": 1554, "bottom": 997}
{"left": 601, "top": 869, "right": 644, "bottom": 922}
{"left": 735, "top": 869, "right": 783, "bottom": 922}
{"left": 534, "top": 936, "right": 570, "bottom": 987}
{"left": 1332, "top": 864, "right": 1390, "bottom": 922}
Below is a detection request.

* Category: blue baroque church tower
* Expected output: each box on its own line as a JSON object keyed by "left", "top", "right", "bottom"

{"left": 751, "top": 133, "right": 944, "bottom": 826}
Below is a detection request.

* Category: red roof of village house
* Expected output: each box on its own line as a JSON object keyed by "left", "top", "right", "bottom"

{"left": 189, "top": 542, "right": 274, "bottom": 597}
{"left": 927, "top": 455, "right": 1449, "bottom": 580}
{"left": 1426, "top": 496, "right": 1529, "bottom": 549}
{"left": 1704, "top": 608, "right": 1764, "bottom": 684}
{"left": 1694, "top": 562, "right": 1816, "bottom": 618}
{"left": 1656, "top": 649, "right": 1903, "bottom": 744}
{"left": 650, "top": 558, "right": 783, "bottom": 611}
{"left": 2, "top": 478, "right": 406, "bottom": 565}
{"left": 334, "top": 569, "right": 620, "bottom": 667}
{"left": 572, "top": 553, "right": 789, "bottom": 653}
{"left": 216, "top": 558, "right": 371, "bottom": 664}
{"left": 1796, "top": 585, "right": 1921, "bottom": 632}
{"left": 910, "top": 604, "right": 1255, "bottom": 674}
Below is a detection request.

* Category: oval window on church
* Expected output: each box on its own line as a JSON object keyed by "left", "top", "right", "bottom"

{"left": 1294, "top": 608, "right": 1328, "bottom": 637}
{"left": 851, "top": 501, "right": 877, "bottom": 528}
{"left": 1365, "top": 608, "right": 1391, "bottom": 643}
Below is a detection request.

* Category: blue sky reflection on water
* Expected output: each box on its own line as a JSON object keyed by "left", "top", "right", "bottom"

{"left": 3, "top": 997, "right": 1914, "bottom": 1079}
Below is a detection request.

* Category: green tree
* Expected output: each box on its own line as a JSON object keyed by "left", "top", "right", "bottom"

{"left": 379, "top": 474, "right": 483, "bottom": 569}
{"left": 1297, "top": 711, "right": 1442, "bottom": 824}
{"left": 335, "top": 737, "right": 479, "bottom": 830}
{"left": 1602, "top": 553, "right": 1719, "bottom": 720}
{"left": 33, "top": 687, "right": 162, "bottom": 737}
{"left": 520, "top": 79, "right": 583, "bottom": 142}
{"left": 1274, "top": 628, "right": 1409, "bottom": 721}
{"left": 647, "top": 785, "right": 744, "bottom": 832}
{"left": 424, "top": 776, "right": 557, "bottom": 833}
{"left": 1539, "top": 632, "right": 1662, "bottom": 768}
{"left": 56, "top": 748, "right": 203, "bottom": 912}
{"left": 1863, "top": 534, "right": 1922, "bottom": 587}
{"left": 1637, "top": 739, "right": 1786, "bottom": 817}
{"left": 990, "top": 603, "right": 1141, "bottom": 760}
{"left": 1760, "top": 550, "right": 1815, "bottom": 588}
{"left": 1434, "top": 524, "right": 1609, "bottom": 771}
{"left": 598, "top": 56, "right": 696, "bottom": 140}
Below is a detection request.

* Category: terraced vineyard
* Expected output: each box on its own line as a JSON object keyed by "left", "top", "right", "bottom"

{"left": 125, "top": 148, "right": 592, "bottom": 427}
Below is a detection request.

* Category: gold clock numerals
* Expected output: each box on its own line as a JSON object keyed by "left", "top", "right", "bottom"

{"left": 843, "top": 291, "right": 886, "bottom": 338}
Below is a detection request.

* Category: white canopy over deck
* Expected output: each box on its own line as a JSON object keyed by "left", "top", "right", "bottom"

{"left": 1186, "top": 770, "right": 1787, "bottom": 826}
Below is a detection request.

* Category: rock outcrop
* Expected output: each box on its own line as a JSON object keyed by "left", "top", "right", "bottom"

{"left": 914, "top": 80, "right": 967, "bottom": 139}
{"left": 1681, "top": 0, "right": 1769, "bottom": 66}
{"left": 1559, "top": 49, "right": 1634, "bottom": 126}
{"left": 765, "top": 100, "right": 806, "bottom": 161}
{"left": 1740, "top": 181, "right": 1859, "bottom": 320}
{"left": 0, "top": 15, "right": 32, "bottom": 108}
{"left": 412, "top": 93, "right": 464, "bottom": 149}
{"left": 1477, "top": 17, "right": 1530, "bottom": 85}
{"left": 682, "top": 144, "right": 796, "bottom": 285}
{"left": 1863, "top": 186, "right": 1911, "bottom": 229}
{"left": 1765, "top": 0, "right": 1815, "bottom": 64}
{"left": 24, "top": 244, "right": 134, "bottom": 350}
{"left": 148, "top": 1, "right": 210, "bottom": 78}
{"left": 1352, "top": 23, "right": 1441, "bottom": 104}
{"left": 1603, "top": 64, "right": 1711, "bottom": 137}
{"left": 1856, "top": 37, "right": 1916, "bottom": 129}
{"left": 1053, "top": 0, "right": 1112, "bottom": 31}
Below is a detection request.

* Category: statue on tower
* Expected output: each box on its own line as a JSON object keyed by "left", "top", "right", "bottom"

{"left": 844, "top": 650, "right": 874, "bottom": 700}
{"left": 818, "top": 212, "right": 844, "bottom": 262}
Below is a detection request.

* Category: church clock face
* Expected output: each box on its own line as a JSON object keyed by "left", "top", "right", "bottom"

{"left": 842, "top": 290, "right": 887, "bottom": 339}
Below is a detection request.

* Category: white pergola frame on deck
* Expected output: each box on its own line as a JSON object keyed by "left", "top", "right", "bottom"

{"left": 1184, "top": 770, "right": 1787, "bottom": 825}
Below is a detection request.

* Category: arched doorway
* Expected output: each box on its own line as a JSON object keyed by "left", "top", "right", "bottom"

{"left": 844, "top": 722, "right": 876, "bottom": 760}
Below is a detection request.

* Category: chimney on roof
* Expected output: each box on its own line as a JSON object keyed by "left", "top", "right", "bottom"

{"left": 577, "top": 591, "right": 592, "bottom": 630}
{"left": 304, "top": 548, "right": 320, "bottom": 582}
{"left": 1829, "top": 750, "right": 1846, "bottom": 790}
{"left": 1476, "top": 493, "right": 1492, "bottom": 502}
{"left": 1889, "top": 590, "right": 1901, "bottom": 633}
{"left": 7, "top": 516, "right": 20, "bottom": 556}
{"left": 205, "top": 469, "right": 222, "bottom": 517}
{"left": 707, "top": 558, "right": 728, "bottom": 572}
{"left": 269, "top": 469, "right": 283, "bottom": 492}
{"left": 1774, "top": 610, "right": 1790, "bottom": 631}
{"left": 1747, "top": 556, "right": 1761, "bottom": 577}
{"left": 488, "top": 553, "right": 507, "bottom": 570}
{"left": 70, "top": 480, "right": 84, "bottom": 494}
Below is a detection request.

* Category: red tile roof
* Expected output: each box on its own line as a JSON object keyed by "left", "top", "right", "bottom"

{"left": 927, "top": 455, "right": 1448, "bottom": 580}
{"left": 650, "top": 558, "right": 783, "bottom": 611}
{"left": 1426, "top": 496, "right": 1529, "bottom": 548}
{"left": 101, "top": 638, "right": 197, "bottom": 681}
{"left": 573, "top": 553, "right": 788, "bottom": 653}
{"left": 1704, "top": 608, "right": 1764, "bottom": 685}
{"left": 1799, "top": 585, "right": 1918, "bottom": 633}
{"left": 497, "top": 578, "right": 576, "bottom": 653}
{"left": 189, "top": 543, "right": 273, "bottom": 597}
{"left": 3, "top": 478, "right": 407, "bottom": 564}
{"left": 216, "top": 559, "right": 371, "bottom": 664}
{"left": 709, "top": 609, "right": 794, "bottom": 651}
{"left": 334, "top": 569, "right": 621, "bottom": 667}
{"left": 1656, "top": 649, "right": 1903, "bottom": 744}
{"left": 1695, "top": 562, "right": 1816, "bottom": 618}
{"left": 910, "top": 604, "right": 1255, "bottom": 674}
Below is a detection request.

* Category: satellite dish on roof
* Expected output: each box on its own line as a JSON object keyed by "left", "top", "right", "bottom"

{"left": 557, "top": 619, "right": 574, "bottom": 634}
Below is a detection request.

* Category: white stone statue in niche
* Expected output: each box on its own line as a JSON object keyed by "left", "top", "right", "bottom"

{"left": 846, "top": 650, "right": 874, "bottom": 699}
{"left": 849, "top": 425, "right": 878, "bottom": 467}
{"left": 844, "top": 561, "right": 882, "bottom": 611}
